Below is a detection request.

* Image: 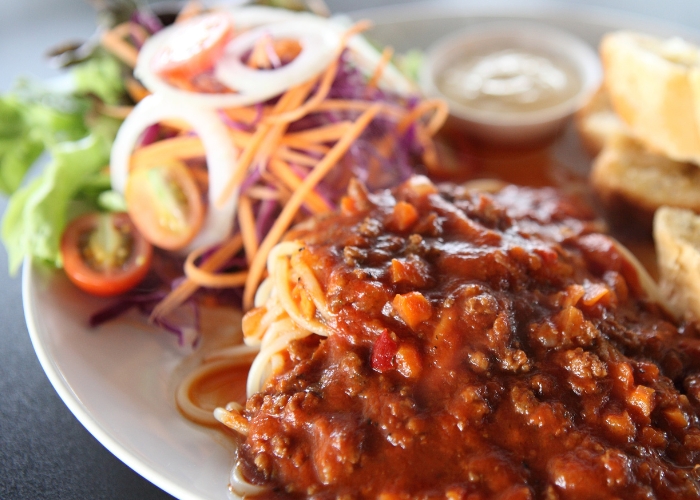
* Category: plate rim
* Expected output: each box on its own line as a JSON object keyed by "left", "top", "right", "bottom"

{"left": 351, "top": 0, "right": 700, "bottom": 42}
{"left": 22, "top": 258, "right": 205, "bottom": 500}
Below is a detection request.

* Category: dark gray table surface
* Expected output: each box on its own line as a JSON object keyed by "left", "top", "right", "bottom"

{"left": 1, "top": 1, "right": 699, "bottom": 499}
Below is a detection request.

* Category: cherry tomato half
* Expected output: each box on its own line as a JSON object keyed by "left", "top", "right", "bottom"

{"left": 125, "top": 160, "right": 205, "bottom": 251}
{"left": 60, "top": 212, "right": 153, "bottom": 297}
{"left": 151, "top": 12, "right": 233, "bottom": 80}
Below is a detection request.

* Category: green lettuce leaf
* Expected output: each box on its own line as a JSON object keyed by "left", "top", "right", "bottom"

{"left": 2, "top": 133, "right": 110, "bottom": 273}
{"left": 73, "top": 50, "right": 127, "bottom": 105}
{"left": 0, "top": 88, "right": 89, "bottom": 195}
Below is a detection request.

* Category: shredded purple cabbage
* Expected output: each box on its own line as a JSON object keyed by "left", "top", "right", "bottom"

{"left": 151, "top": 299, "right": 200, "bottom": 347}
{"left": 89, "top": 291, "right": 166, "bottom": 328}
{"left": 138, "top": 123, "right": 161, "bottom": 147}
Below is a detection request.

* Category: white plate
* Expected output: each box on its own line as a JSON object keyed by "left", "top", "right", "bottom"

{"left": 22, "top": 2, "right": 700, "bottom": 500}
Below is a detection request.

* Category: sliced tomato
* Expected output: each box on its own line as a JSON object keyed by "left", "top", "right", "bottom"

{"left": 61, "top": 212, "right": 153, "bottom": 297}
{"left": 125, "top": 160, "right": 205, "bottom": 251}
{"left": 151, "top": 12, "right": 233, "bottom": 80}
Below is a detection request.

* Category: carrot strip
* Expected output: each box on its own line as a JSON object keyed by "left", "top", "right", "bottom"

{"left": 100, "top": 23, "right": 140, "bottom": 67}
{"left": 244, "top": 83, "right": 323, "bottom": 194}
{"left": 221, "top": 106, "right": 271, "bottom": 125}
{"left": 416, "top": 124, "right": 440, "bottom": 172}
{"left": 275, "top": 147, "right": 320, "bottom": 167}
{"left": 268, "top": 159, "right": 332, "bottom": 214}
{"left": 263, "top": 58, "right": 339, "bottom": 125}
{"left": 151, "top": 234, "right": 244, "bottom": 319}
{"left": 215, "top": 78, "right": 317, "bottom": 208}
{"left": 237, "top": 195, "right": 259, "bottom": 264}
{"left": 278, "top": 138, "right": 331, "bottom": 154}
{"left": 230, "top": 129, "right": 330, "bottom": 155}
{"left": 367, "top": 46, "right": 394, "bottom": 90}
{"left": 184, "top": 256, "right": 248, "bottom": 288}
{"left": 247, "top": 34, "right": 274, "bottom": 69}
{"left": 189, "top": 167, "right": 209, "bottom": 190}
{"left": 254, "top": 77, "right": 325, "bottom": 168}
{"left": 396, "top": 98, "right": 449, "bottom": 136}
{"left": 125, "top": 77, "right": 151, "bottom": 102}
{"left": 284, "top": 122, "right": 352, "bottom": 144}
{"left": 160, "top": 118, "right": 194, "bottom": 131}
{"left": 131, "top": 135, "right": 205, "bottom": 170}
{"left": 316, "top": 99, "right": 404, "bottom": 118}
{"left": 246, "top": 186, "right": 282, "bottom": 201}
{"left": 128, "top": 123, "right": 336, "bottom": 173}
{"left": 243, "top": 103, "right": 382, "bottom": 309}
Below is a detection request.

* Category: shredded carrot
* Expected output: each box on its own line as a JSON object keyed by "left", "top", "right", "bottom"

{"left": 229, "top": 129, "right": 330, "bottom": 155}
{"left": 316, "top": 99, "right": 404, "bottom": 118}
{"left": 284, "top": 121, "right": 352, "bottom": 144}
{"left": 237, "top": 195, "right": 259, "bottom": 264}
{"left": 222, "top": 106, "right": 271, "bottom": 125}
{"left": 367, "top": 46, "right": 394, "bottom": 91}
{"left": 268, "top": 159, "right": 332, "bottom": 214}
{"left": 151, "top": 234, "right": 244, "bottom": 319}
{"left": 160, "top": 118, "right": 193, "bottom": 131}
{"left": 396, "top": 98, "right": 449, "bottom": 136}
{"left": 125, "top": 77, "right": 151, "bottom": 102}
{"left": 129, "top": 130, "right": 333, "bottom": 182}
{"left": 263, "top": 58, "right": 339, "bottom": 125}
{"left": 215, "top": 78, "right": 318, "bottom": 208}
{"left": 250, "top": 76, "right": 333, "bottom": 180}
{"left": 242, "top": 103, "right": 382, "bottom": 310}
{"left": 248, "top": 34, "right": 275, "bottom": 69}
{"left": 189, "top": 166, "right": 209, "bottom": 190}
{"left": 275, "top": 147, "right": 321, "bottom": 167}
{"left": 278, "top": 138, "right": 331, "bottom": 155}
{"left": 273, "top": 39, "right": 303, "bottom": 62}
{"left": 101, "top": 23, "right": 140, "bottom": 67}
{"left": 131, "top": 135, "right": 205, "bottom": 170}
{"left": 416, "top": 124, "right": 440, "bottom": 172}
{"left": 184, "top": 255, "right": 248, "bottom": 288}
{"left": 246, "top": 185, "right": 282, "bottom": 201}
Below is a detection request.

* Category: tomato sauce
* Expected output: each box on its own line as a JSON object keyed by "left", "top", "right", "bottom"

{"left": 236, "top": 178, "right": 700, "bottom": 498}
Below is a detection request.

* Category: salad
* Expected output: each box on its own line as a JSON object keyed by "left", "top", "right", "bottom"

{"left": 2, "top": 0, "right": 446, "bottom": 345}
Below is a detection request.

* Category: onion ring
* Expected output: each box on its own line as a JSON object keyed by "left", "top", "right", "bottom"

{"left": 134, "top": 6, "right": 328, "bottom": 109}
{"left": 215, "top": 18, "right": 340, "bottom": 95}
{"left": 110, "top": 94, "right": 238, "bottom": 252}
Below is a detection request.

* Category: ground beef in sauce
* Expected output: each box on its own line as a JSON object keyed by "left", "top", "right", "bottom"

{"left": 239, "top": 176, "right": 700, "bottom": 499}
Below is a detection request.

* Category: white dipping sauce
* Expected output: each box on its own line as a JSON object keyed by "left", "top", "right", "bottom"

{"left": 437, "top": 48, "right": 581, "bottom": 115}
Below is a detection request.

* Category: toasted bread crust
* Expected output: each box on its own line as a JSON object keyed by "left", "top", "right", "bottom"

{"left": 590, "top": 135, "right": 700, "bottom": 234}
{"left": 601, "top": 31, "right": 700, "bottom": 165}
{"left": 654, "top": 206, "right": 700, "bottom": 321}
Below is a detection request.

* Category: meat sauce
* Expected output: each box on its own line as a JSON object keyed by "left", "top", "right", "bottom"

{"left": 238, "top": 177, "right": 700, "bottom": 499}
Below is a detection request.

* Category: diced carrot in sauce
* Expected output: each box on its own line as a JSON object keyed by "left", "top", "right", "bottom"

{"left": 393, "top": 291, "right": 432, "bottom": 329}
{"left": 390, "top": 256, "right": 430, "bottom": 287}
{"left": 395, "top": 344, "right": 422, "bottom": 379}
{"left": 391, "top": 201, "right": 418, "bottom": 231}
